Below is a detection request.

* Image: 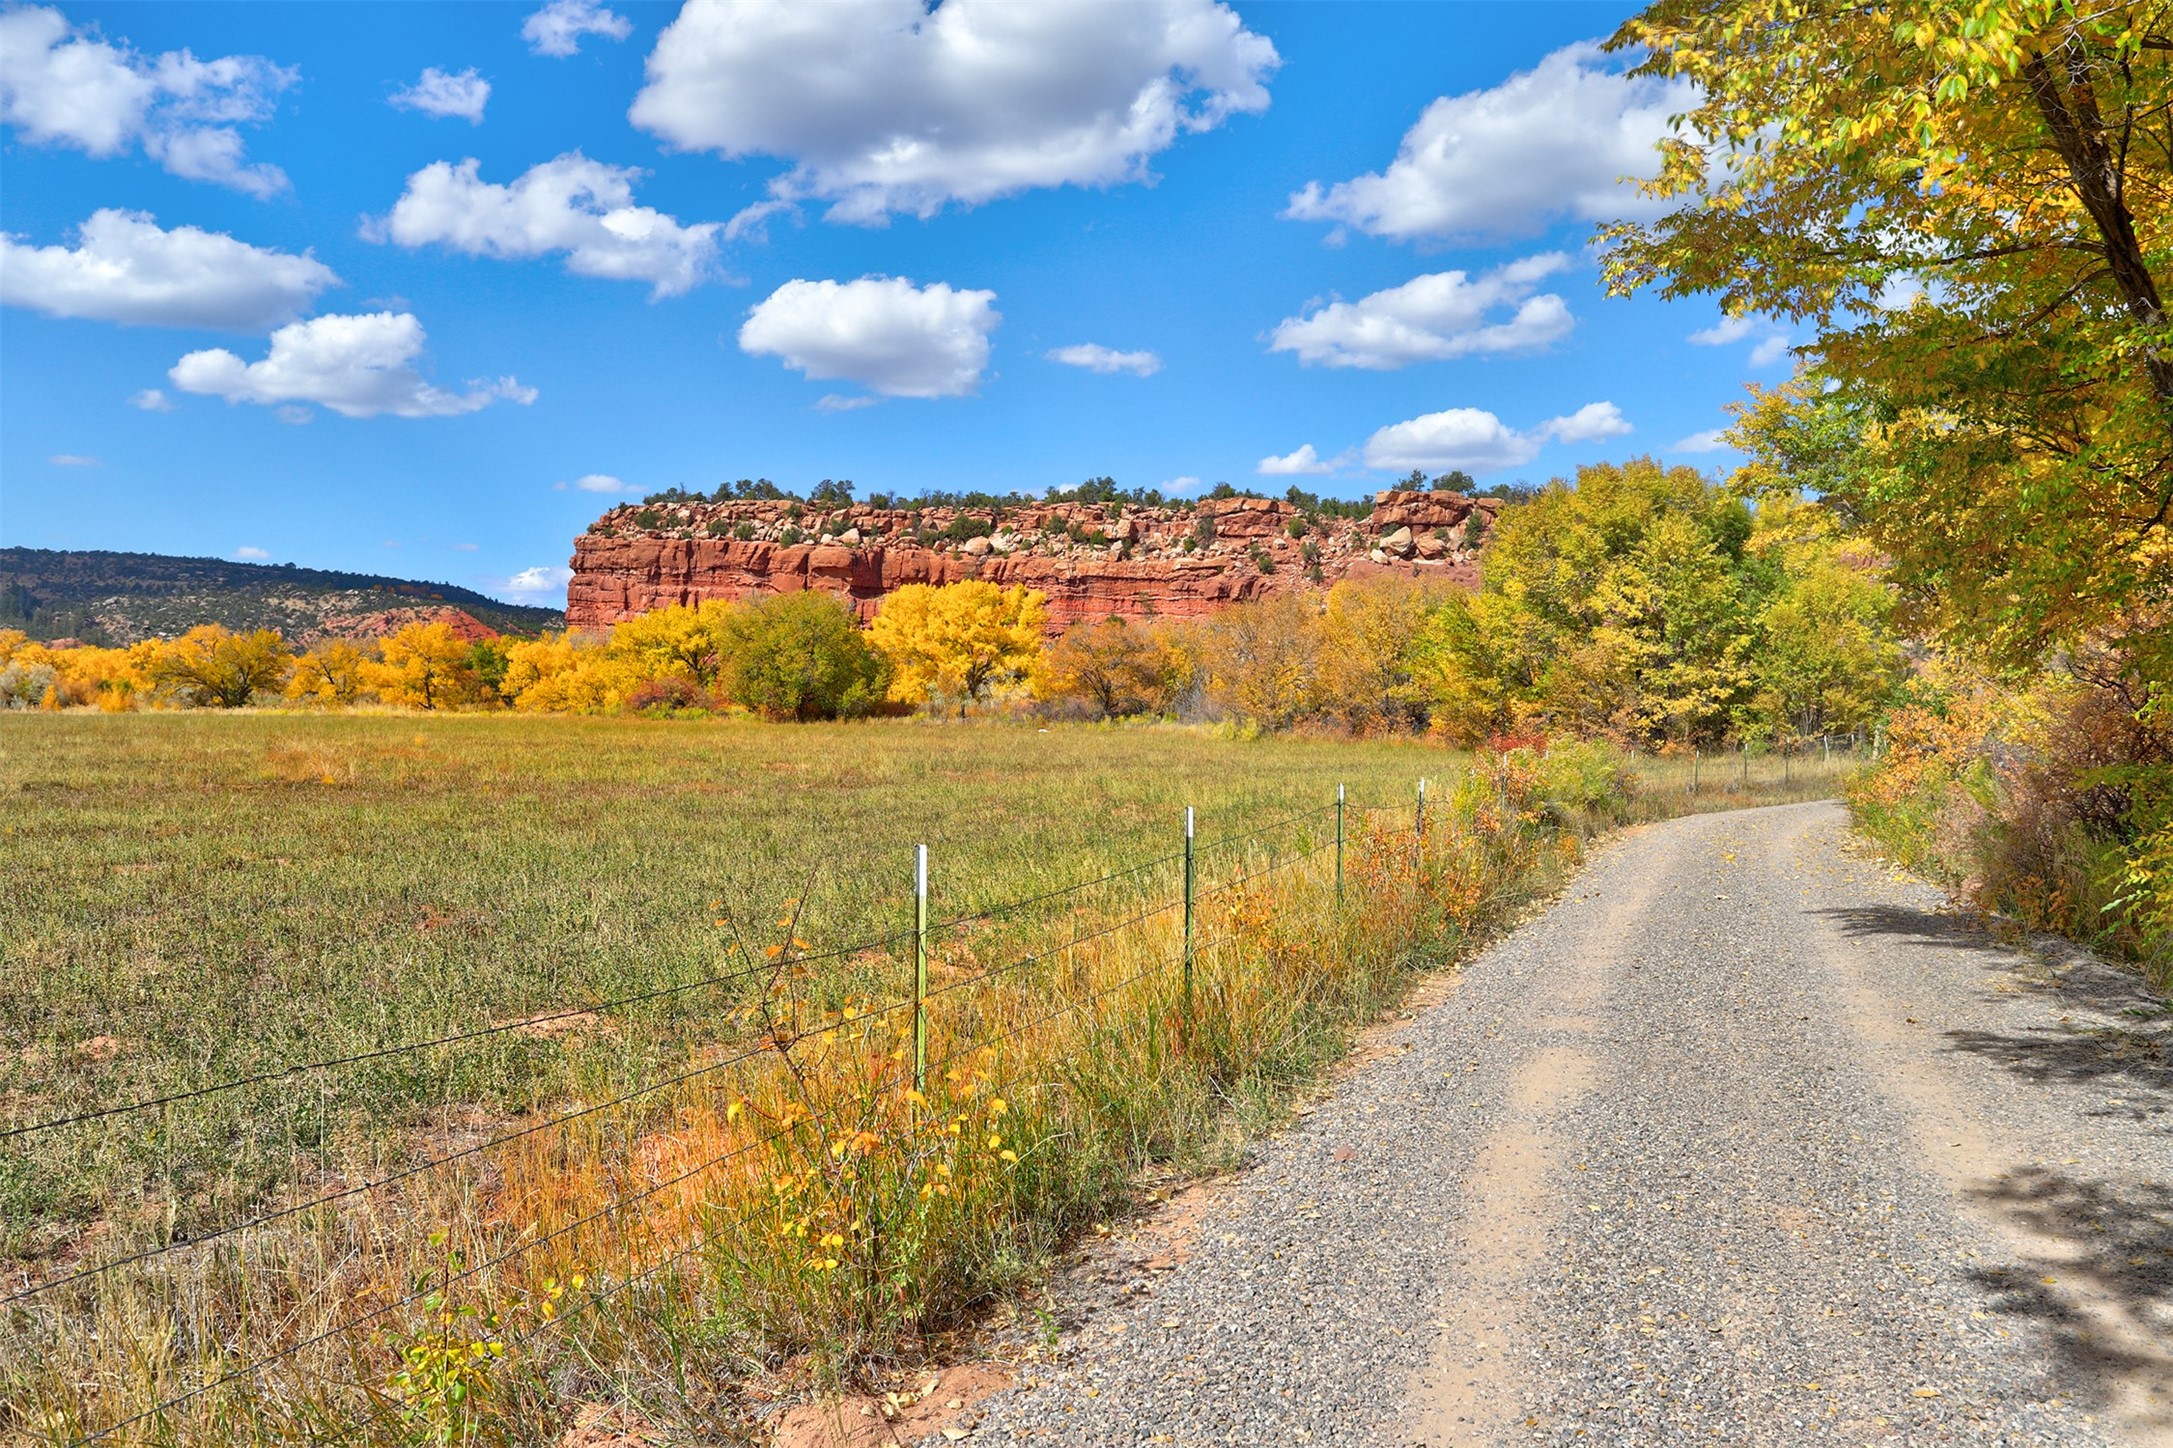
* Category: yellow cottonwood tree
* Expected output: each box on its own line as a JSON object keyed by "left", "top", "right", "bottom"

{"left": 285, "top": 640, "right": 371, "bottom": 706}
{"left": 361, "top": 622, "right": 473, "bottom": 710}
{"left": 136, "top": 625, "right": 291, "bottom": 708}
{"left": 868, "top": 581, "right": 1047, "bottom": 712}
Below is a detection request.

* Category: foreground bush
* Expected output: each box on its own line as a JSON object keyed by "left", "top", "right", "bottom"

{"left": 1851, "top": 660, "right": 2171, "bottom": 989}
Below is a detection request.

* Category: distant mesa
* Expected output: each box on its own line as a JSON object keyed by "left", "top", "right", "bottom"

{"left": 0, "top": 548, "right": 561, "bottom": 645}
{"left": 566, "top": 489, "right": 1497, "bottom": 633}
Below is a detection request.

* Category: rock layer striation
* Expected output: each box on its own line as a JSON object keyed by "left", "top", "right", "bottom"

{"left": 566, "top": 491, "right": 1497, "bottom": 632}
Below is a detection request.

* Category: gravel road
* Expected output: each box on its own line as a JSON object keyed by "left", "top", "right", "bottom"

{"left": 961, "top": 801, "right": 2173, "bottom": 1446}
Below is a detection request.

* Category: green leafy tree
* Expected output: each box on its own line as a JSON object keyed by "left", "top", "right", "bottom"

{"left": 1410, "top": 458, "right": 1897, "bottom": 746}
{"left": 717, "top": 591, "right": 888, "bottom": 720}
{"left": 1603, "top": 0, "right": 2173, "bottom": 678}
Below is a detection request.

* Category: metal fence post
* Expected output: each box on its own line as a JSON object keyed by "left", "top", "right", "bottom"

{"left": 913, "top": 843, "right": 928, "bottom": 1093}
{"left": 1182, "top": 806, "right": 1195, "bottom": 1020}
{"left": 1691, "top": 748, "right": 1700, "bottom": 795}
{"left": 1334, "top": 784, "right": 1345, "bottom": 907}
{"left": 1740, "top": 740, "right": 1749, "bottom": 789}
{"left": 1416, "top": 777, "right": 1427, "bottom": 849}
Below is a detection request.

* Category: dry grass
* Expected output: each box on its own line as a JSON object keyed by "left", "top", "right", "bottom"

{"left": 0, "top": 716, "right": 1839, "bottom": 1446}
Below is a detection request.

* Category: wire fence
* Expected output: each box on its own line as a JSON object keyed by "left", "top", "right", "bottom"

{"left": 8, "top": 743, "right": 1872, "bottom": 1444}
{"left": 1627, "top": 732, "right": 1874, "bottom": 799}
{"left": 7, "top": 786, "right": 1416, "bottom": 1447}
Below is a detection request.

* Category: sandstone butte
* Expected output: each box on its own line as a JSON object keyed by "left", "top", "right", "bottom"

{"left": 566, "top": 490, "right": 1500, "bottom": 634}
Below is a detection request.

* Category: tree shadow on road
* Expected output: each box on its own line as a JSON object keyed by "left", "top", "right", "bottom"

{"left": 1815, "top": 904, "right": 2170, "bottom": 1116}
{"left": 1941, "top": 1025, "right": 2172, "bottom": 1111}
{"left": 1963, "top": 1166, "right": 2173, "bottom": 1428}
{"left": 1815, "top": 902, "right": 2007, "bottom": 955}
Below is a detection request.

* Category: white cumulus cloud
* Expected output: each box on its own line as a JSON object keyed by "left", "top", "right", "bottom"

{"left": 49, "top": 453, "right": 98, "bottom": 466}
{"left": 1256, "top": 444, "right": 1332, "bottom": 476}
{"left": 1046, "top": 343, "right": 1161, "bottom": 377}
{"left": 0, "top": 5, "right": 295, "bottom": 197}
{"left": 1269, "top": 254, "right": 1573, "bottom": 370}
{"left": 169, "top": 311, "right": 536, "bottom": 419}
{"left": 571, "top": 473, "right": 631, "bottom": 492}
{"left": 630, "top": 0, "right": 1278, "bottom": 225}
{"left": 740, "top": 276, "right": 999, "bottom": 399}
{"left": 233, "top": 545, "right": 270, "bottom": 560}
{"left": 523, "top": 0, "right": 632, "bottom": 58}
{"left": 391, "top": 66, "right": 489, "bottom": 124}
{"left": 130, "top": 387, "right": 175, "bottom": 411}
{"left": 1285, "top": 40, "right": 1695, "bottom": 244}
{"left": 503, "top": 564, "right": 575, "bottom": 602}
{"left": 1363, "top": 400, "right": 1630, "bottom": 473}
{"left": 1, "top": 209, "right": 339, "bottom": 330}
{"left": 1686, "top": 315, "right": 1756, "bottom": 347}
{"left": 1688, "top": 312, "right": 1793, "bottom": 368}
{"left": 1748, "top": 334, "right": 1793, "bottom": 367}
{"left": 1671, "top": 429, "right": 1731, "bottom": 453}
{"left": 1545, "top": 400, "right": 1632, "bottom": 444}
{"left": 377, "top": 153, "right": 722, "bottom": 298}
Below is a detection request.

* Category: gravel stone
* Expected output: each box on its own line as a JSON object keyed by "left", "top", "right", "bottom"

{"left": 953, "top": 802, "right": 2172, "bottom": 1446}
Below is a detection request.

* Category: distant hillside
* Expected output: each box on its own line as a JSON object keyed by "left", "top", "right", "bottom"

{"left": 0, "top": 548, "right": 563, "bottom": 645}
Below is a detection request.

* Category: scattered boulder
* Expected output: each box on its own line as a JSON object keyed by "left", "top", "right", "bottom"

{"left": 1380, "top": 526, "right": 1415, "bottom": 558}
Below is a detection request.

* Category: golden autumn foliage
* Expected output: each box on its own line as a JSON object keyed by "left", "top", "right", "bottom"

{"left": 8, "top": 534, "right": 1896, "bottom": 743}
{"left": 1033, "top": 615, "right": 1183, "bottom": 719}
{"left": 360, "top": 623, "right": 475, "bottom": 711}
{"left": 866, "top": 581, "right": 1047, "bottom": 711}
{"left": 137, "top": 625, "right": 293, "bottom": 708}
{"left": 285, "top": 640, "right": 371, "bottom": 706}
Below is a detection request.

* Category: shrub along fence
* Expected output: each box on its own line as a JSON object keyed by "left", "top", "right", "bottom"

{"left": 2, "top": 741, "right": 1818, "bottom": 1446}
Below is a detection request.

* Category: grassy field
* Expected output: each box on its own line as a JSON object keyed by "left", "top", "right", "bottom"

{"left": 1, "top": 714, "right": 1450, "bottom": 1242}
{"left": 0, "top": 714, "right": 1857, "bottom": 1445}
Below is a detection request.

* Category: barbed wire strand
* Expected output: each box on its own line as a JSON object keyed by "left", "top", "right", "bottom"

{"left": 919, "top": 896, "right": 1186, "bottom": 1005}
{"left": 7, "top": 992, "right": 920, "bottom": 1307}
{"left": 71, "top": 946, "right": 1194, "bottom": 1447}
{"left": 14, "top": 803, "right": 1366, "bottom": 1144}
{"left": 19, "top": 825, "right": 1350, "bottom": 1303}
{"left": 495, "top": 948, "right": 1191, "bottom": 1372}
{"left": 4, "top": 933, "right": 911, "bottom": 1142}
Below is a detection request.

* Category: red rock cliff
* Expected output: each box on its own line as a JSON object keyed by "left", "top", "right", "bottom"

{"left": 565, "top": 491, "right": 1498, "bottom": 633}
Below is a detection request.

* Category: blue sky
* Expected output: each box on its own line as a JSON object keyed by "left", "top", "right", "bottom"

{"left": 0, "top": 0, "right": 1781, "bottom": 607}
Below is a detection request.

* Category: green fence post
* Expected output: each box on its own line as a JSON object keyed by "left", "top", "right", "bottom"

{"left": 913, "top": 843, "right": 928, "bottom": 1094}
{"left": 1335, "top": 784, "right": 1345, "bottom": 907}
{"left": 1182, "top": 806, "right": 1195, "bottom": 1020}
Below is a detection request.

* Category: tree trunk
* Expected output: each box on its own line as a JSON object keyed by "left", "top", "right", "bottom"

{"left": 2022, "top": 42, "right": 2173, "bottom": 409}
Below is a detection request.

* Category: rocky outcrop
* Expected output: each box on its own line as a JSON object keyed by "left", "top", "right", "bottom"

{"left": 565, "top": 490, "right": 1499, "bottom": 633}
{"left": 317, "top": 606, "right": 499, "bottom": 644}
